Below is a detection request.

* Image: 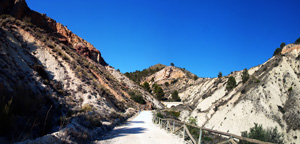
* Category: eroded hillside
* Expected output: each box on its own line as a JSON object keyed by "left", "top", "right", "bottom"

{"left": 132, "top": 45, "right": 300, "bottom": 143}
{"left": 0, "top": 0, "right": 161, "bottom": 143}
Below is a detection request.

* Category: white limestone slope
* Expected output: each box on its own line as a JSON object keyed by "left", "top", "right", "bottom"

{"left": 179, "top": 45, "right": 300, "bottom": 143}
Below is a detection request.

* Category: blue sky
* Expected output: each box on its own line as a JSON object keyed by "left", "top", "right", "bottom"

{"left": 27, "top": 0, "right": 300, "bottom": 77}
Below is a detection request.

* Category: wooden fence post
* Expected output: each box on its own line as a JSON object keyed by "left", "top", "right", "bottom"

{"left": 183, "top": 124, "right": 186, "bottom": 141}
{"left": 198, "top": 129, "right": 202, "bottom": 144}
{"left": 166, "top": 120, "right": 169, "bottom": 131}
{"left": 160, "top": 119, "right": 162, "bottom": 128}
{"left": 173, "top": 121, "right": 175, "bottom": 132}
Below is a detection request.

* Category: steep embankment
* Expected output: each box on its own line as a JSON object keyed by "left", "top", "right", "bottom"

{"left": 0, "top": 0, "right": 161, "bottom": 143}
{"left": 177, "top": 44, "right": 300, "bottom": 143}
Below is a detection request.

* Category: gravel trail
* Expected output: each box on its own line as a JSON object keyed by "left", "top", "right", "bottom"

{"left": 95, "top": 111, "right": 184, "bottom": 144}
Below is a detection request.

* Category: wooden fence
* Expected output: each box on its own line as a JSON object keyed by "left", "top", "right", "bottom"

{"left": 153, "top": 116, "right": 274, "bottom": 144}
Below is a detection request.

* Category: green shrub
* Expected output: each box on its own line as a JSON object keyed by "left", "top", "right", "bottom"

{"left": 171, "top": 79, "right": 178, "bottom": 84}
{"left": 193, "top": 75, "right": 198, "bottom": 80}
{"left": 155, "top": 86, "right": 164, "bottom": 100}
{"left": 165, "top": 111, "right": 180, "bottom": 118}
{"left": 188, "top": 116, "right": 197, "bottom": 125}
{"left": 273, "top": 48, "right": 282, "bottom": 56}
{"left": 131, "top": 95, "right": 146, "bottom": 104}
{"left": 239, "top": 123, "right": 284, "bottom": 144}
{"left": 86, "top": 114, "right": 102, "bottom": 127}
{"left": 128, "top": 91, "right": 146, "bottom": 104}
{"left": 142, "top": 81, "right": 151, "bottom": 92}
{"left": 186, "top": 117, "right": 199, "bottom": 141}
{"left": 288, "top": 87, "right": 292, "bottom": 92}
{"left": 81, "top": 104, "right": 92, "bottom": 112}
{"left": 280, "top": 42, "right": 285, "bottom": 49}
{"left": 203, "top": 136, "right": 213, "bottom": 142}
{"left": 156, "top": 112, "right": 163, "bottom": 118}
{"left": 171, "top": 90, "right": 181, "bottom": 102}
{"left": 62, "top": 53, "right": 70, "bottom": 61}
{"left": 218, "top": 72, "right": 222, "bottom": 78}
{"left": 242, "top": 68, "right": 249, "bottom": 83}
{"left": 226, "top": 76, "right": 236, "bottom": 91}
{"left": 164, "top": 82, "right": 169, "bottom": 87}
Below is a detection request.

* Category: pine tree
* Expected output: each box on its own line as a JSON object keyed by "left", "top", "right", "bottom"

{"left": 242, "top": 68, "right": 249, "bottom": 83}
{"left": 218, "top": 72, "right": 222, "bottom": 78}
{"left": 142, "top": 81, "right": 151, "bottom": 92}
{"left": 226, "top": 76, "right": 236, "bottom": 91}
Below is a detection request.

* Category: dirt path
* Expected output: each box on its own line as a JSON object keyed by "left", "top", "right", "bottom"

{"left": 94, "top": 111, "right": 184, "bottom": 144}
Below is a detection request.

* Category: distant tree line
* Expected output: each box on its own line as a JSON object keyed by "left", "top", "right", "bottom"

{"left": 124, "top": 66, "right": 165, "bottom": 83}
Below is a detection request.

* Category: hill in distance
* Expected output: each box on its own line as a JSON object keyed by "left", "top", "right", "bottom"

{"left": 125, "top": 42, "right": 300, "bottom": 143}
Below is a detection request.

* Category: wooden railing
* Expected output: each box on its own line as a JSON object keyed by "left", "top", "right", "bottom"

{"left": 153, "top": 116, "right": 274, "bottom": 144}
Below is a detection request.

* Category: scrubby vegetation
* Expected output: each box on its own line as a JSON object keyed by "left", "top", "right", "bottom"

{"left": 155, "top": 110, "right": 179, "bottom": 119}
{"left": 193, "top": 75, "right": 198, "bottom": 80}
{"left": 81, "top": 104, "right": 93, "bottom": 112}
{"left": 128, "top": 91, "right": 146, "bottom": 104}
{"left": 242, "top": 68, "right": 249, "bottom": 83}
{"left": 273, "top": 48, "right": 282, "bottom": 56}
{"left": 273, "top": 42, "right": 286, "bottom": 56}
{"left": 280, "top": 42, "right": 286, "bottom": 49}
{"left": 239, "top": 123, "right": 284, "bottom": 144}
{"left": 226, "top": 76, "right": 236, "bottom": 91}
{"left": 171, "top": 79, "right": 178, "bottom": 84}
{"left": 164, "top": 82, "right": 169, "bottom": 87}
{"left": 171, "top": 90, "right": 181, "bottom": 102}
{"left": 156, "top": 112, "right": 164, "bottom": 118}
{"left": 152, "top": 84, "right": 165, "bottom": 100}
{"left": 142, "top": 81, "right": 151, "bottom": 92}
{"left": 165, "top": 111, "right": 180, "bottom": 119}
{"left": 124, "top": 64, "right": 165, "bottom": 83}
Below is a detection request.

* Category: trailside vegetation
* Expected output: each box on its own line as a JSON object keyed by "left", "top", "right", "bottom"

{"left": 239, "top": 123, "right": 284, "bottom": 144}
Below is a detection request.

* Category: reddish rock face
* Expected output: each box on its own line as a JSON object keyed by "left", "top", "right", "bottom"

{"left": 74, "top": 43, "right": 90, "bottom": 58}
{"left": 74, "top": 43, "right": 102, "bottom": 62}
{"left": 0, "top": 0, "right": 107, "bottom": 65}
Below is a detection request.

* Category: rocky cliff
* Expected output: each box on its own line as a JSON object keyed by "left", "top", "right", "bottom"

{"left": 0, "top": 0, "right": 106, "bottom": 65}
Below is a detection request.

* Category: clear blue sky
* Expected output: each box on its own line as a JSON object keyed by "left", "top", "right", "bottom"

{"left": 27, "top": 0, "right": 300, "bottom": 77}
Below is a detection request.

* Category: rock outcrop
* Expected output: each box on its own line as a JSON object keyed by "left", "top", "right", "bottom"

{"left": 281, "top": 44, "right": 300, "bottom": 55}
{"left": 0, "top": 0, "right": 107, "bottom": 65}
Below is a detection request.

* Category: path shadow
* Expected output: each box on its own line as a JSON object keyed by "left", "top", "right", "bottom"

{"left": 97, "top": 127, "right": 146, "bottom": 141}
{"left": 128, "top": 121, "right": 144, "bottom": 124}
